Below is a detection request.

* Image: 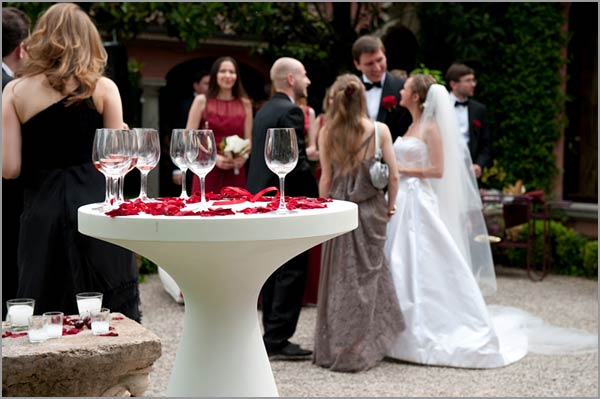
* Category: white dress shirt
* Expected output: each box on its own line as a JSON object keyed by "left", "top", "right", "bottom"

{"left": 2, "top": 62, "right": 15, "bottom": 78}
{"left": 449, "top": 92, "right": 470, "bottom": 147}
{"left": 362, "top": 74, "right": 386, "bottom": 121}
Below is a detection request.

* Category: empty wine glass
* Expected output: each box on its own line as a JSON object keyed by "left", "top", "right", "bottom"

{"left": 185, "top": 129, "right": 217, "bottom": 205}
{"left": 92, "top": 129, "right": 133, "bottom": 210}
{"left": 264, "top": 128, "right": 298, "bottom": 213}
{"left": 117, "top": 130, "right": 138, "bottom": 202}
{"left": 133, "top": 128, "right": 160, "bottom": 201}
{"left": 170, "top": 129, "right": 192, "bottom": 199}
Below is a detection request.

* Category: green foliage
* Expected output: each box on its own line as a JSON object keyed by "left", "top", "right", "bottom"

{"left": 409, "top": 64, "right": 445, "bottom": 84}
{"left": 499, "top": 220, "right": 595, "bottom": 278}
{"left": 140, "top": 256, "right": 158, "bottom": 275}
{"left": 582, "top": 241, "right": 598, "bottom": 277}
{"left": 416, "top": 3, "right": 568, "bottom": 192}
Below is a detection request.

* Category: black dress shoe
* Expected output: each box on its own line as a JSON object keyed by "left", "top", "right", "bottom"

{"left": 268, "top": 342, "right": 312, "bottom": 361}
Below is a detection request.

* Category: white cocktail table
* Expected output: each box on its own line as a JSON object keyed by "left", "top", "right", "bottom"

{"left": 78, "top": 200, "right": 358, "bottom": 396}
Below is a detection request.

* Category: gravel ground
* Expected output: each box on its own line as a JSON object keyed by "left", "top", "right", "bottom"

{"left": 139, "top": 267, "right": 598, "bottom": 397}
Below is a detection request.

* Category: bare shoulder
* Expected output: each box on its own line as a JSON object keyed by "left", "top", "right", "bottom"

{"left": 241, "top": 97, "right": 252, "bottom": 106}
{"left": 94, "top": 77, "right": 119, "bottom": 95}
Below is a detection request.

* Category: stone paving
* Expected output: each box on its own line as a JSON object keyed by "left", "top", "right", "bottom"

{"left": 139, "top": 267, "right": 598, "bottom": 397}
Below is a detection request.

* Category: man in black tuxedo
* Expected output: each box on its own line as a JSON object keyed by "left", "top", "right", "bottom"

{"left": 446, "top": 63, "right": 492, "bottom": 179}
{"left": 352, "top": 35, "right": 411, "bottom": 142}
{"left": 2, "top": 6, "right": 30, "bottom": 319}
{"left": 247, "top": 57, "right": 318, "bottom": 360}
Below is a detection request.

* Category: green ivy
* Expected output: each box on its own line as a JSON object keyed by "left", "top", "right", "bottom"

{"left": 498, "top": 220, "right": 595, "bottom": 278}
{"left": 416, "top": 3, "right": 568, "bottom": 193}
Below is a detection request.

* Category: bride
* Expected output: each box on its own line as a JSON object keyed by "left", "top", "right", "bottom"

{"left": 384, "top": 74, "right": 596, "bottom": 368}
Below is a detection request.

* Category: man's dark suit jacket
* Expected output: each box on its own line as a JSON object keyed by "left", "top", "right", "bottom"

{"left": 246, "top": 92, "right": 317, "bottom": 197}
{"left": 2, "top": 67, "right": 23, "bottom": 319}
{"left": 466, "top": 99, "right": 492, "bottom": 169}
{"left": 375, "top": 71, "right": 412, "bottom": 142}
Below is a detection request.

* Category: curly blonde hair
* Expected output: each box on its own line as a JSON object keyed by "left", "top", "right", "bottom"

{"left": 324, "top": 73, "right": 368, "bottom": 171}
{"left": 20, "top": 3, "right": 107, "bottom": 105}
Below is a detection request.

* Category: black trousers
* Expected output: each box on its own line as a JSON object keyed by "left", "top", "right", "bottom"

{"left": 261, "top": 250, "right": 309, "bottom": 352}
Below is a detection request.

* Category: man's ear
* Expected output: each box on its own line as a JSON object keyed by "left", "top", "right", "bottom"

{"left": 286, "top": 73, "right": 294, "bottom": 88}
{"left": 449, "top": 80, "right": 457, "bottom": 92}
{"left": 16, "top": 42, "right": 26, "bottom": 60}
{"left": 353, "top": 59, "right": 361, "bottom": 72}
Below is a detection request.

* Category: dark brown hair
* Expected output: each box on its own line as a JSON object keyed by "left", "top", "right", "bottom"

{"left": 445, "top": 63, "right": 474, "bottom": 83}
{"left": 2, "top": 7, "right": 30, "bottom": 57}
{"left": 352, "top": 35, "right": 385, "bottom": 62}
{"left": 207, "top": 56, "right": 248, "bottom": 99}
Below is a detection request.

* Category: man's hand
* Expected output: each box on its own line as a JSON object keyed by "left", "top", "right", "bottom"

{"left": 471, "top": 164, "right": 482, "bottom": 178}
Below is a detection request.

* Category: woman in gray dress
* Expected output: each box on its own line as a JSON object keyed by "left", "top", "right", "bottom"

{"left": 313, "top": 73, "right": 404, "bottom": 372}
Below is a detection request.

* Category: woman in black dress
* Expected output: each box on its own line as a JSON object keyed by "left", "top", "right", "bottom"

{"left": 2, "top": 3, "right": 140, "bottom": 321}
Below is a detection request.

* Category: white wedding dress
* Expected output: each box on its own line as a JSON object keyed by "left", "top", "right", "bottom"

{"left": 385, "top": 133, "right": 597, "bottom": 368}
{"left": 384, "top": 136, "right": 528, "bottom": 368}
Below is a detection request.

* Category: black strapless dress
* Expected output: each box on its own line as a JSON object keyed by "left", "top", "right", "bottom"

{"left": 16, "top": 97, "right": 141, "bottom": 321}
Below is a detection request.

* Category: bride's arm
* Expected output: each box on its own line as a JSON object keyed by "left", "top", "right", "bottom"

{"left": 397, "top": 123, "right": 443, "bottom": 179}
{"left": 379, "top": 123, "right": 399, "bottom": 215}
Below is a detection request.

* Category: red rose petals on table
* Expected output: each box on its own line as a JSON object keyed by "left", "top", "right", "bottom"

{"left": 104, "top": 186, "right": 331, "bottom": 217}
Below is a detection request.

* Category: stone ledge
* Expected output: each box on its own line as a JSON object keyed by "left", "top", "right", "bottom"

{"left": 2, "top": 313, "right": 161, "bottom": 397}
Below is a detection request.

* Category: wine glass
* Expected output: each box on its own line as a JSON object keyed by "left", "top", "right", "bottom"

{"left": 185, "top": 129, "right": 217, "bottom": 205}
{"left": 92, "top": 129, "right": 133, "bottom": 210}
{"left": 117, "top": 130, "right": 138, "bottom": 202}
{"left": 133, "top": 128, "right": 160, "bottom": 201}
{"left": 264, "top": 128, "right": 298, "bottom": 213}
{"left": 170, "top": 129, "right": 192, "bottom": 199}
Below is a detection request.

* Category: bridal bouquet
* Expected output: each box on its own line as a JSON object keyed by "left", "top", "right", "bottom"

{"left": 220, "top": 134, "right": 251, "bottom": 175}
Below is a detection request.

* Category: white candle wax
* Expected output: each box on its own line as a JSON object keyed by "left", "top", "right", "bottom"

{"left": 77, "top": 297, "right": 102, "bottom": 317}
{"left": 45, "top": 324, "right": 63, "bottom": 339}
{"left": 91, "top": 321, "right": 109, "bottom": 335}
{"left": 28, "top": 328, "right": 48, "bottom": 343}
{"left": 8, "top": 305, "right": 33, "bottom": 327}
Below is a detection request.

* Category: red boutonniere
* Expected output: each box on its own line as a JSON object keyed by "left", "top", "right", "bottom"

{"left": 381, "top": 95, "right": 398, "bottom": 111}
{"left": 473, "top": 119, "right": 482, "bottom": 129}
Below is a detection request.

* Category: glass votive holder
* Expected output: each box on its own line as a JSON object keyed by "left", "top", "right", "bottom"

{"left": 28, "top": 315, "right": 48, "bottom": 343}
{"left": 91, "top": 308, "right": 110, "bottom": 335}
{"left": 76, "top": 292, "right": 103, "bottom": 319}
{"left": 43, "top": 311, "right": 64, "bottom": 339}
{"left": 6, "top": 298, "right": 35, "bottom": 332}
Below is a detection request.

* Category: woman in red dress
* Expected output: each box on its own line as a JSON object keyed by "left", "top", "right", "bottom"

{"left": 186, "top": 57, "right": 253, "bottom": 194}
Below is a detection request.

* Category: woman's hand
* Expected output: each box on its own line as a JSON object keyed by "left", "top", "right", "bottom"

{"left": 216, "top": 154, "right": 235, "bottom": 170}
{"left": 232, "top": 156, "right": 247, "bottom": 170}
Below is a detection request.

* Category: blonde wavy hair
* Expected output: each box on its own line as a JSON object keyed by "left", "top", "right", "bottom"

{"left": 324, "top": 74, "right": 368, "bottom": 172}
{"left": 20, "top": 3, "right": 107, "bottom": 105}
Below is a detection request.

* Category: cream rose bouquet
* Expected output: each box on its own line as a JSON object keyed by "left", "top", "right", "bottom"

{"left": 220, "top": 135, "right": 251, "bottom": 175}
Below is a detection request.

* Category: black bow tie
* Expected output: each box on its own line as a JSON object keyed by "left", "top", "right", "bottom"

{"left": 455, "top": 100, "right": 469, "bottom": 107}
{"left": 363, "top": 81, "right": 382, "bottom": 90}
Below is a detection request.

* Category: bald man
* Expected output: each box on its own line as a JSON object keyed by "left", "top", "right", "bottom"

{"left": 247, "top": 57, "right": 318, "bottom": 360}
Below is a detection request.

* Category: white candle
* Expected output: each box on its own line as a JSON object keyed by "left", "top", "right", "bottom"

{"left": 91, "top": 321, "right": 109, "bottom": 335}
{"left": 28, "top": 329, "right": 48, "bottom": 343}
{"left": 45, "top": 324, "right": 63, "bottom": 339}
{"left": 77, "top": 297, "right": 102, "bottom": 317}
{"left": 8, "top": 305, "right": 33, "bottom": 327}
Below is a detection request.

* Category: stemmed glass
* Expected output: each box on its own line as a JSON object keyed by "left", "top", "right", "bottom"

{"left": 117, "top": 130, "right": 138, "bottom": 202}
{"left": 92, "top": 129, "right": 133, "bottom": 210}
{"left": 185, "top": 129, "right": 217, "bottom": 205}
{"left": 133, "top": 128, "right": 160, "bottom": 201}
{"left": 170, "top": 129, "right": 192, "bottom": 199}
{"left": 264, "top": 128, "right": 298, "bottom": 213}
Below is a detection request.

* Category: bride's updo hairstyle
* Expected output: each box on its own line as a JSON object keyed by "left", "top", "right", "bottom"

{"left": 409, "top": 73, "right": 436, "bottom": 109}
{"left": 20, "top": 3, "right": 107, "bottom": 105}
{"left": 325, "top": 73, "right": 368, "bottom": 171}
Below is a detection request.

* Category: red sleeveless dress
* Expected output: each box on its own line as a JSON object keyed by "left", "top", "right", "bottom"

{"left": 191, "top": 98, "right": 247, "bottom": 195}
